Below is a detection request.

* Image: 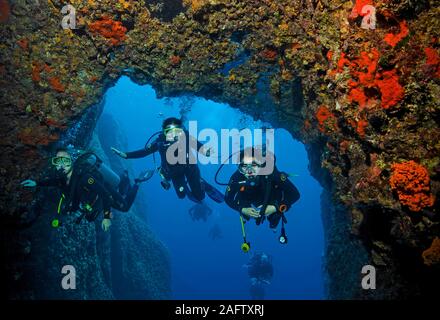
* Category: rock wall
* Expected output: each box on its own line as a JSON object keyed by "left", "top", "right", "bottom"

{"left": 1, "top": 0, "right": 438, "bottom": 298}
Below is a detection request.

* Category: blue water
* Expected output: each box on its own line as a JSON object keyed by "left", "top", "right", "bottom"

{"left": 103, "top": 76, "right": 325, "bottom": 299}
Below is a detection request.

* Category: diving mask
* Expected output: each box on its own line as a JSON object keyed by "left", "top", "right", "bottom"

{"left": 51, "top": 156, "right": 72, "bottom": 167}
{"left": 238, "top": 162, "right": 262, "bottom": 177}
{"left": 164, "top": 125, "right": 184, "bottom": 141}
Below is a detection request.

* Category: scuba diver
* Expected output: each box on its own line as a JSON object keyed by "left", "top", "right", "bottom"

{"left": 224, "top": 146, "right": 300, "bottom": 247}
{"left": 245, "top": 252, "right": 274, "bottom": 285}
{"left": 244, "top": 252, "right": 273, "bottom": 300}
{"left": 208, "top": 223, "right": 223, "bottom": 240}
{"left": 111, "top": 117, "right": 224, "bottom": 204}
{"left": 21, "top": 147, "right": 154, "bottom": 231}
{"left": 189, "top": 203, "right": 212, "bottom": 222}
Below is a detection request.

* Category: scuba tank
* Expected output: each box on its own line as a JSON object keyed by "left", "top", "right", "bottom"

{"left": 76, "top": 152, "right": 120, "bottom": 190}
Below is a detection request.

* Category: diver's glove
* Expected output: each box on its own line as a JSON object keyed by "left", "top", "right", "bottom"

{"left": 102, "top": 218, "right": 112, "bottom": 232}
{"left": 111, "top": 147, "right": 127, "bottom": 159}
{"left": 21, "top": 179, "right": 37, "bottom": 187}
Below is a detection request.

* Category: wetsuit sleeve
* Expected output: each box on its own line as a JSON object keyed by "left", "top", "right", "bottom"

{"left": 224, "top": 172, "right": 245, "bottom": 213}
{"left": 125, "top": 140, "right": 159, "bottom": 159}
{"left": 36, "top": 174, "right": 66, "bottom": 187}
{"left": 274, "top": 172, "right": 300, "bottom": 212}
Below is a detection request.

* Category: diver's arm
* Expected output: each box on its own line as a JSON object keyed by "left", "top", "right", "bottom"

{"left": 35, "top": 177, "right": 56, "bottom": 187}
{"left": 275, "top": 172, "right": 300, "bottom": 212}
{"left": 102, "top": 207, "right": 112, "bottom": 232}
{"left": 188, "top": 133, "right": 210, "bottom": 156}
{"left": 35, "top": 174, "right": 66, "bottom": 187}
{"left": 125, "top": 141, "right": 159, "bottom": 159}
{"left": 225, "top": 181, "right": 242, "bottom": 212}
{"left": 225, "top": 174, "right": 260, "bottom": 218}
{"left": 224, "top": 173, "right": 248, "bottom": 214}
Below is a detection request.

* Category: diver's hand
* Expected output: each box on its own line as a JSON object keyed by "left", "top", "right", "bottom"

{"left": 241, "top": 207, "right": 261, "bottom": 218}
{"left": 21, "top": 179, "right": 37, "bottom": 187}
{"left": 102, "top": 218, "right": 112, "bottom": 232}
{"left": 264, "top": 205, "right": 277, "bottom": 216}
{"left": 111, "top": 147, "right": 127, "bottom": 159}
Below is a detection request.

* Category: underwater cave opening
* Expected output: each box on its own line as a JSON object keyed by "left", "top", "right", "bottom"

{"left": 97, "top": 76, "right": 325, "bottom": 299}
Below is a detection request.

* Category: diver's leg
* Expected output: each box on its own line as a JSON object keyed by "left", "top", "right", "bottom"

{"left": 118, "top": 170, "right": 131, "bottom": 196}
{"left": 171, "top": 174, "right": 186, "bottom": 199}
{"left": 108, "top": 187, "right": 128, "bottom": 212}
{"left": 185, "top": 165, "right": 205, "bottom": 202}
{"left": 116, "top": 183, "right": 140, "bottom": 212}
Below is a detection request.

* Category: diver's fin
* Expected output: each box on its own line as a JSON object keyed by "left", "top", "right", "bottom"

{"left": 201, "top": 179, "right": 224, "bottom": 203}
{"left": 135, "top": 169, "right": 155, "bottom": 183}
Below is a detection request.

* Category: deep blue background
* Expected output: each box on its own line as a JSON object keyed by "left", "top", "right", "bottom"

{"left": 102, "top": 76, "right": 325, "bottom": 299}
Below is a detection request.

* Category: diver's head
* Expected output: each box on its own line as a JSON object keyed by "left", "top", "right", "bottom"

{"left": 162, "top": 117, "right": 184, "bottom": 142}
{"left": 261, "top": 253, "right": 269, "bottom": 263}
{"left": 238, "top": 147, "right": 266, "bottom": 180}
{"left": 52, "top": 148, "right": 73, "bottom": 175}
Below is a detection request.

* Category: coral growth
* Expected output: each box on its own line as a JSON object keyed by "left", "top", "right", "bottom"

{"left": 349, "top": 0, "right": 372, "bottom": 19}
{"left": 424, "top": 47, "right": 440, "bottom": 78}
{"left": 17, "top": 38, "right": 29, "bottom": 50}
{"left": 375, "top": 70, "right": 405, "bottom": 109}
{"left": 89, "top": 18, "right": 127, "bottom": 46}
{"left": 389, "top": 161, "right": 435, "bottom": 212}
{"left": 31, "top": 62, "right": 43, "bottom": 82}
{"left": 356, "top": 118, "right": 368, "bottom": 137}
{"left": 48, "top": 77, "right": 65, "bottom": 92}
{"left": 0, "top": 0, "right": 10, "bottom": 23}
{"left": 316, "top": 105, "right": 337, "bottom": 133}
{"left": 18, "top": 126, "right": 59, "bottom": 146}
{"left": 260, "top": 48, "right": 278, "bottom": 61}
{"left": 333, "top": 49, "right": 404, "bottom": 110}
{"left": 184, "top": 0, "right": 208, "bottom": 12}
{"left": 170, "top": 55, "right": 181, "bottom": 66}
{"left": 384, "top": 21, "right": 409, "bottom": 47}
{"left": 422, "top": 237, "right": 440, "bottom": 266}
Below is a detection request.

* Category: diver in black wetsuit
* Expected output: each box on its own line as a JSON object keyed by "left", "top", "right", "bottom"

{"left": 111, "top": 117, "right": 223, "bottom": 204}
{"left": 189, "top": 203, "right": 212, "bottom": 222}
{"left": 245, "top": 252, "right": 273, "bottom": 299}
{"left": 247, "top": 252, "right": 274, "bottom": 284}
{"left": 225, "top": 146, "right": 300, "bottom": 233}
{"left": 21, "top": 148, "right": 153, "bottom": 231}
